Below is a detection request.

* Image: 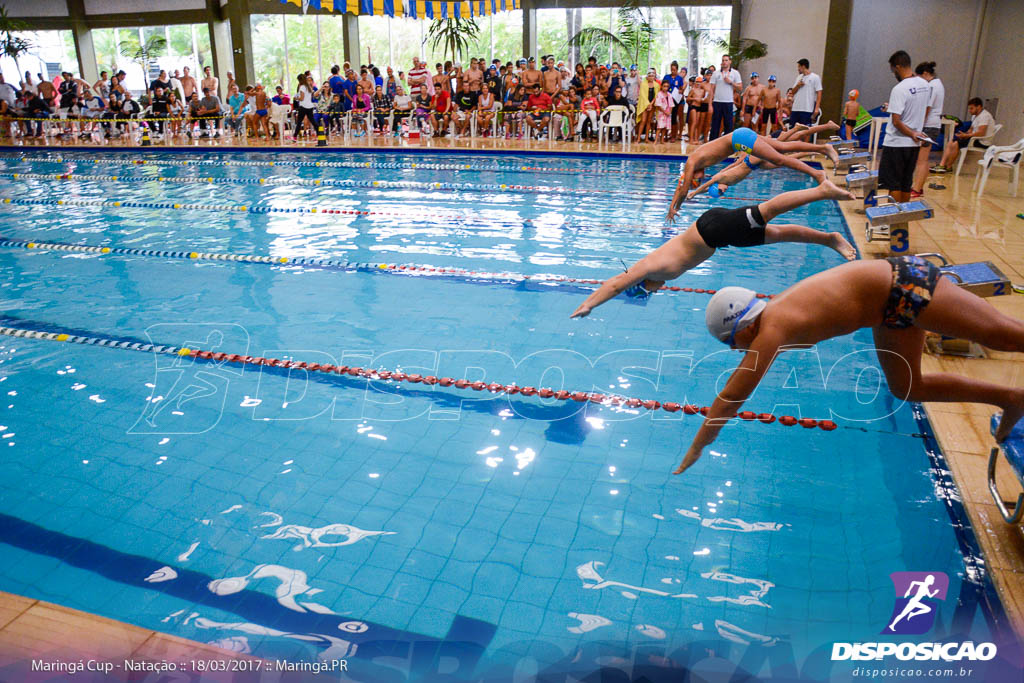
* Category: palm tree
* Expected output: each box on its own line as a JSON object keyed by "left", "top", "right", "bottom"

{"left": 0, "top": 6, "right": 32, "bottom": 78}
{"left": 684, "top": 29, "right": 768, "bottom": 72}
{"left": 119, "top": 34, "right": 167, "bottom": 92}
{"left": 424, "top": 17, "right": 480, "bottom": 64}
{"left": 567, "top": 0, "right": 652, "bottom": 67}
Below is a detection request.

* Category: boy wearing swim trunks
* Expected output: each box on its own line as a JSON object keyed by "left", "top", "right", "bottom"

{"left": 740, "top": 73, "right": 764, "bottom": 131}
{"left": 672, "top": 255, "right": 1024, "bottom": 474}
{"left": 758, "top": 76, "right": 779, "bottom": 135}
{"left": 569, "top": 181, "right": 856, "bottom": 320}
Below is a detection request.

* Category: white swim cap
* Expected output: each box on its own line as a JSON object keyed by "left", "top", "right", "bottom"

{"left": 705, "top": 287, "right": 767, "bottom": 344}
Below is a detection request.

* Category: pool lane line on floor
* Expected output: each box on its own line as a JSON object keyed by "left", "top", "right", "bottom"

{"left": 0, "top": 153, "right": 684, "bottom": 180}
{"left": 0, "top": 235, "right": 774, "bottom": 299}
{"left": 0, "top": 171, "right": 679, "bottom": 200}
{"left": 0, "top": 322, "right": 837, "bottom": 431}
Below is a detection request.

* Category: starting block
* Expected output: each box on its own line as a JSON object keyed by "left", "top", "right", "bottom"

{"left": 826, "top": 136, "right": 858, "bottom": 151}
{"left": 834, "top": 151, "right": 872, "bottom": 174}
{"left": 988, "top": 415, "right": 1024, "bottom": 524}
{"left": 920, "top": 253, "right": 1013, "bottom": 357}
{"left": 845, "top": 169, "right": 878, "bottom": 208}
{"left": 865, "top": 196, "right": 933, "bottom": 253}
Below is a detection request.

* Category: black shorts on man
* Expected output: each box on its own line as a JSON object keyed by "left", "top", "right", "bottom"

{"left": 878, "top": 145, "right": 918, "bottom": 193}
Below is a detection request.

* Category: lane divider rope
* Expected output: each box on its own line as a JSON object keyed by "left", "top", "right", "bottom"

{"left": 0, "top": 154, "right": 682, "bottom": 180}
{"left": 0, "top": 171, "right": 673, "bottom": 198}
{"left": 0, "top": 235, "right": 774, "bottom": 299}
{"left": 0, "top": 323, "right": 835, "bottom": 431}
{"left": 0, "top": 195, "right": 686, "bottom": 235}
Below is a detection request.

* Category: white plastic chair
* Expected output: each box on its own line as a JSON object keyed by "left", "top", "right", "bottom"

{"left": 955, "top": 122, "right": 1003, "bottom": 176}
{"left": 973, "top": 137, "right": 1024, "bottom": 198}
{"left": 598, "top": 105, "right": 632, "bottom": 145}
{"left": 268, "top": 103, "right": 290, "bottom": 140}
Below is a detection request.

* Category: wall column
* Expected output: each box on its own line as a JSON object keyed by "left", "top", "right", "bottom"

{"left": 820, "top": 0, "right": 852, "bottom": 123}
{"left": 522, "top": 0, "right": 537, "bottom": 60}
{"left": 66, "top": 0, "right": 98, "bottom": 82}
{"left": 342, "top": 12, "right": 360, "bottom": 66}
{"left": 223, "top": 0, "right": 254, "bottom": 88}
{"left": 207, "top": 0, "right": 233, "bottom": 99}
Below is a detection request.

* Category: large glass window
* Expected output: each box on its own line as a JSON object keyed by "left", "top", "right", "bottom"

{"left": 92, "top": 24, "right": 211, "bottom": 92}
{"left": 531, "top": 5, "right": 730, "bottom": 73}
{"left": 0, "top": 30, "right": 77, "bottom": 85}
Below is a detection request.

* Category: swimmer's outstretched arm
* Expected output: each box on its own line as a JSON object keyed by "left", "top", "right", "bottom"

{"left": 674, "top": 334, "right": 783, "bottom": 475}
{"left": 667, "top": 177, "right": 690, "bottom": 223}
{"left": 570, "top": 248, "right": 683, "bottom": 318}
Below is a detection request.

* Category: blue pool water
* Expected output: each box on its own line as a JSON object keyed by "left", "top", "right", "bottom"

{"left": 0, "top": 149, "right": 1013, "bottom": 679}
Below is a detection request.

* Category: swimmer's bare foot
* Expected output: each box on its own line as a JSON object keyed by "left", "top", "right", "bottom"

{"left": 819, "top": 178, "right": 856, "bottom": 201}
{"left": 829, "top": 232, "right": 857, "bottom": 261}
{"left": 824, "top": 144, "right": 840, "bottom": 166}
{"left": 825, "top": 119, "right": 840, "bottom": 132}
{"left": 995, "top": 396, "right": 1024, "bottom": 442}
{"left": 792, "top": 123, "right": 809, "bottom": 131}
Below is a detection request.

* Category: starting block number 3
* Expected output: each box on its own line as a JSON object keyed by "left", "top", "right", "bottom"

{"left": 890, "top": 224, "right": 910, "bottom": 253}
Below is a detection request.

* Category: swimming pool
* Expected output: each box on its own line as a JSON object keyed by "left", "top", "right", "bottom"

{"left": 0, "top": 148, "right": 1015, "bottom": 680}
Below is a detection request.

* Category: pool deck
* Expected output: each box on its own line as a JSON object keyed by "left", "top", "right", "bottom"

{"left": 0, "top": 591, "right": 260, "bottom": 678}
{"left": 0, "top": 133, "right": 1022, "bottom": 661}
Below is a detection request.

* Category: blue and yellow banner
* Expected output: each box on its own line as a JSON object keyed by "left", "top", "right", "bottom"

{"left": 277, "top": 0, "right": 519, "bottom": 18}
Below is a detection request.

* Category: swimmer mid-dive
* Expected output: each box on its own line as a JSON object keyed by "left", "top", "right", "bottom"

{"left": 674, "top": 256, "right": 1024, "bottom": 475}
{"left": 668, "top": 126, "right": 842, "bottom": 222}
{"left": 689, "top": 122, "right": 842, "bottom": 199}
{"left": 569, "top": 181, "right": 856, "bottom": 319}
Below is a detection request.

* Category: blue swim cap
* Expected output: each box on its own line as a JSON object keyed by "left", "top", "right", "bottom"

{"left": 751, "top": 72, "right": 759, "bottom": 78}
{"left": 708, "top": 184, "right": 722, "bottom": 198}
{"left": 624, "top": 282, "right": 654, "bottom": 300}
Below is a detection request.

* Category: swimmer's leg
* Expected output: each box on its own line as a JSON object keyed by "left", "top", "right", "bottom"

{"left": 873, "top": 301, "right": 1024, "bottom": 442}
{"left": 764, "top": 224, "right": 856, "bottom": 261}
{"left": 750, "top": 137, "right": 829, "bottom": 182}
{"left": 756, "top": 182, "right": 855, "bottom": 222}
{"left": 778, "top": 120, "right": 840, "bottom": 142}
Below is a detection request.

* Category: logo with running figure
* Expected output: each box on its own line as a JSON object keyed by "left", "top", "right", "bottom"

{"left": 882, "top": 572, "right": 949, "bottom": 635}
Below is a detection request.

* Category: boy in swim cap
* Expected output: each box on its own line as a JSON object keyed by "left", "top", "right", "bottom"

{"left": 569, "top": 181, "right": 855, "bottom": 319}
{"left": 843, "top": 89, "right": 860, "bottom": 140}
{"left": 673, "top": 256, "right": 1024, "bottom": 475}
{"left": 668, "top": 127, "right": 842, "bottom": 222}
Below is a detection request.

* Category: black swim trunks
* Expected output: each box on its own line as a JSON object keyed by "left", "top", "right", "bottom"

{"left": 882, "top": 255, "right": 940, "bottom": 329}
{"left": 845, "top": 118, "right": 857, "bottom": 129}
{"left": 695, "top": 205, "right": 766, "bottom": 249}
{"left": 762, "top": 108, "right": 777, "bottom": 125}
{"left": 744, "top": 105, "right": 754, "bottom": 115}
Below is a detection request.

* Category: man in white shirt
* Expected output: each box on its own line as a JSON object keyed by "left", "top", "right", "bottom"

{"left": 789, "top": 58, "right": 822, "bottom": 127}
{"left": 708, "top": 54, "right": 741, "bottom": 140}
{"left": 933, "top": 97, "right": 995, "bottom": 173}
{"left": 879, "top": 50, "right": 931, "bottom": 201}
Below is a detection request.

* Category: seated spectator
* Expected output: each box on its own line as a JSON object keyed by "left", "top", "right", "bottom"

{"left": 476, "top": 83, "right": 496, "bottom": 136}
{"left": 576, "top": 86, "right": 601, "bottom": 140}
{"left": 150, "top": 86, "right": 169, "bottom": 135}
{"left": 392, "top": 85, "right": 412, "bottom": 135}
{"left": 197, "top": 87, "right": 222, "bottom": 138}
{"left": 224, "top": 84, "right": 248, "bottom": 135}
{"left": 931, "top": 97, "right": 995, "bottom": 173}
{"left": 326, "top": 93, "right": 345, "bottom": 134}
{"left": 271, "top": 85, "right": 291, "bottom": 106}
{"left": 413, "top": 90, "right": 433, "bottom": 131}
{"left": 430, "top": 86, "right": 452, "bottom": 136}
{"left": 166, "top": 92, "right": 184, "bottom": 137}
{"left": 351, "top": 84, "right": 372, "bottom": 137}
{"left": 525, "top": 83, "right": 552, "bottom": 138}
{"left": 372, "top": 85, "right": 393, "bottom": 134}
{"left": 453, "top": 83, "right": 477, "bottom": 138}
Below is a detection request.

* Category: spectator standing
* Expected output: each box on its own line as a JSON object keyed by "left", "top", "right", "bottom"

{"left": 708, "top": 54, "right": 741, "bottom": 139}
{"left": 789, "top": 58, "right": 822, "bottom": 127}
{"left": 911, "top": 61, "right": 943, "bottom": 195}
{"left": 878, "top": 50, "right": 930, "bottom": 202}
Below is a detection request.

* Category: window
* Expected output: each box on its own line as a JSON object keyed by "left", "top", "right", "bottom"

{"left": 0, "top": 30, "right": 77, "bottom": 85}
{"left": 92, "top": 24, "right": 212, "bottom": 93}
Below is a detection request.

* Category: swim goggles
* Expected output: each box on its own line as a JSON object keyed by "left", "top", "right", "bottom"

{"left": 724, "top": 298, "right": 757, "bottom": 346}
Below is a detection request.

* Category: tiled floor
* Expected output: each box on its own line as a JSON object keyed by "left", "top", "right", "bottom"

{"left": 0, "top": 592, "right": 260, "bottom": 680}
{"left": 0, "top": 132, "right": 1021, "bottom": 663}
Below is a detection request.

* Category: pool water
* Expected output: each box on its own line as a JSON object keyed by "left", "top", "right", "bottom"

{"left": 0, "top": 149, "right": 1012, "bottom": 679}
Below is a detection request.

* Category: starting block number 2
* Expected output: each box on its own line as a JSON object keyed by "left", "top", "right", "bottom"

{"left": 890, "top": 224, "right": 910, "bottom": 253}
